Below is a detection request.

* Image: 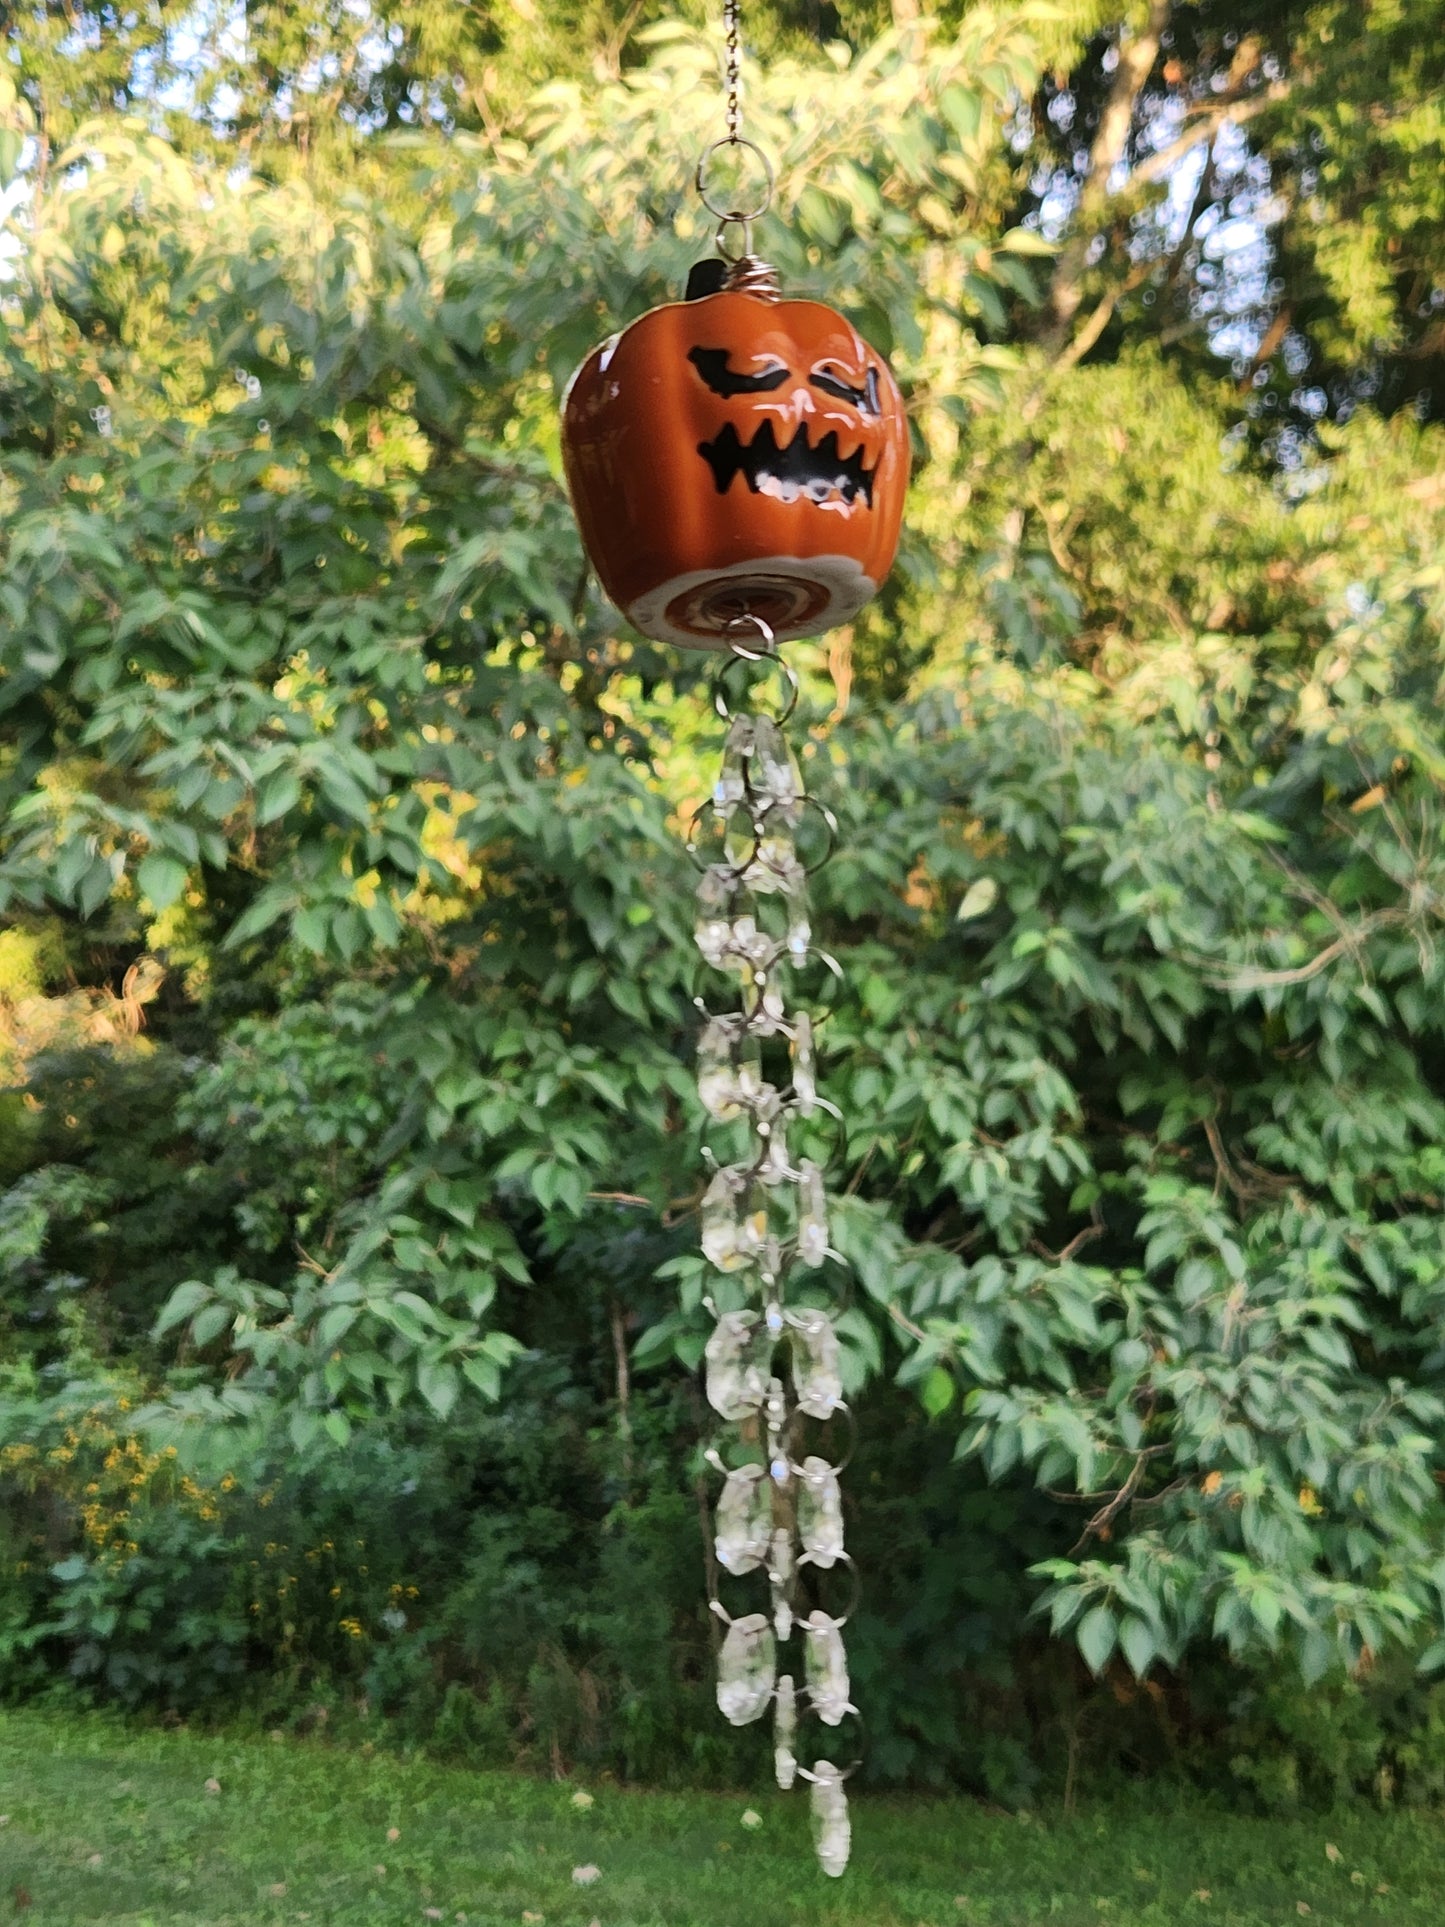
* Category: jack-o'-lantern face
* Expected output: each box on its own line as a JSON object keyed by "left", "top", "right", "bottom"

{"left": 562, "top": 291, "right": 908, "bottom": 648}
{"left": 687, "top": 335, "right": 886, "bottom": 509}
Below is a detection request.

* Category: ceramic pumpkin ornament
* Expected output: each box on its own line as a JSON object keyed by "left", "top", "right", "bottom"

{"left": 561, "top": 36, "right": 908, "bottom": 650}
{"left": 562, "top": 288, "right": 908, "bottom": 647}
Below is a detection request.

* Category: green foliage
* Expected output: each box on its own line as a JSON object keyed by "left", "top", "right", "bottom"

{"left": 1020, "top": 0, "right": 1445, "bottom": 429}
{"left": 0, "top": 1328, "right": 1062, "bottom": 1789}
{"left": 2, "top": 0, "right": 1445, "bottom": 1791}
{"left": 1222, "top": 1647, "right": 1445, "bottom": 1813}
{"left": 1251, "top": 0, "right": 1445, "bottom": 371}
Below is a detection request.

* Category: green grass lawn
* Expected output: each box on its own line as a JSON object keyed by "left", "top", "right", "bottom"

{"left": 2, "top": 1706, "right": 1442, "bottom": 1927}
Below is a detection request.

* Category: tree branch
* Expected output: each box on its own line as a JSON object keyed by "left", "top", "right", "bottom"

{"left": 1066, "top": 1448, "right": 1151, "bottom": 1557}
{"left": 1043, "top": 0, "right": 1172, "bottom": 355}
{"left": 1238, "top": 301, "right": 1293, "bottom": 388}
{"left": 887, "top": 1300, "right": 929, "bottom": 1344}
{"left": 1200, "top": 910, "right": 1407, "bottom": 991}
{"left": 609, "top": 1296, "right": 633, "bottom": 1481}
{"left": 1051, "top": 261, "right": 1152, "bottom": 377}
{"left": 1030, "top": 1204, "right": 1106, "bottom": 1266}
{"left": 1129, "top": 86, "right": 1283, "bottom": 192}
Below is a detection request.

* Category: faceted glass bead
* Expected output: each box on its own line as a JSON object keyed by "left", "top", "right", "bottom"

{"left": 768, "top": 1524, "right": 795, "bottom": 1586}
{"left": 745, "top": 993, "right": 787, "bottom": 1039}
{"left": 704, "top": 1309, "right": 768, "bottom": 1420}
{"left": 716, "top": 1612, "right": 776, "bottom": 1726}
{"left": 694, "top": 909, "right": 776, "bottom": 977}
{"left": 802, "top": 1609, "right": 851, "bottom": 1726}
{"left": 763, "top": 1372, "right": 789, "bottom": 1440}
{"left": 748, "top": 829, "right": 805, "bottom": 898}
{"left": 696, "top": 1017, "right": 737, "bottom": 1119}
{"left": 725, "top": 814, "right": 758, "bottom": 877}
{"left": 714, "top": 1463, "right": 771, "bottom": 1577}
{"left": 694, "top": 915, "right": 733, "bottom": 968}
{"left": 809, "top": 1762, "right": 851, "bottom": 1878}
{"left": 797, "top": 1455, "right": 845, "bottom": 1568}
{"left": 696, "top": 863, "right": 738, "bottom": 911}
{"left": 789, "top": 1306, "right": 843, "bottom": 1418}
{"left": 753, "top": 976, "right": 788, "bottom": 1026}
{"left": 769, "top": 1525, "right": 795, "bottom": 1639}
{"left": 774, "top": 1672, "right": 798, "bottom": 1790}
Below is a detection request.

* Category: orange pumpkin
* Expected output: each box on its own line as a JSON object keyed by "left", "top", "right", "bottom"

{"left": 561, "top": 289, "right": 908, "bottom": 648}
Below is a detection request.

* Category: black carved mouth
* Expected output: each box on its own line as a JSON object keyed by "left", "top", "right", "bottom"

{"left": 697, "top": 421, "right": 875, "bottom": 508}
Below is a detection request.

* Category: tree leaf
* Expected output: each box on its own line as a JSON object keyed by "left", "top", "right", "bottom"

{"left": 138, "top": 853, "right": 189, "bottom": 911}
{"left": 1077, "top": 1605, "right": 1118, "bottom": 1676}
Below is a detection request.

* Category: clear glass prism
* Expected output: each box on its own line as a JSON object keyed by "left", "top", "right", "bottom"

{"left": 809, "top": 1762, "right": 850, "bottom": 1877}
{"left": 751, "top": 715, "right": 804, "bottom": 820}
{"left": 704, "top": 1309, "right": 768, "bottom": 1420}
{"left": 714, "top": 1462, "right": 771, "bottom": 1577}
{"left": 796, "top": 1158, "right": 829, "bottom": 1266}
{"left": 701, "top": 1165, "right": 768, "bottom": 1273}
{"left": 802, "top": 1609, "right": 851, "bottom": 1726}
{"left": 717, "top": 1612, "right": 776, "bottom": 1726}
{"left": 789, "top": 1307, "right": 843, "bottom": 1418}
{"left": 713, "top": 715, "right": 754, "bottom": 814}
{"left": 774, "top": 1672, "right": 797, "bottom": 1790}
{"left": 797, "top": 1455, "right": 845, "bottom": 1568}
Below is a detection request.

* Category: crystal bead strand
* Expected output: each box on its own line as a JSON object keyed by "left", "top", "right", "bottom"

{"left": 694, "top": 622, "right": 857, "bottom": 1877}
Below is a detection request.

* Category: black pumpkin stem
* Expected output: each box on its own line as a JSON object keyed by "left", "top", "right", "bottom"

{"left": 686, "top": 258, "right": 730, "bottom": 301}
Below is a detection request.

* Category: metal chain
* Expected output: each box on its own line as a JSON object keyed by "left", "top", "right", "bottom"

{"left": 724, "top": 0, "right": 742, "bottom": 144}
{"left": 691, "top": 618, "right": 859, "bottom": 1879}
{"left": 695, "top": 0, "right": 775, "bottom": 275}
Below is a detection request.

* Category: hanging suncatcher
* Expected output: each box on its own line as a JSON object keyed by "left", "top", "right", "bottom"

{"left": 560, "top": 2, "right": 909, "bottom": 1877}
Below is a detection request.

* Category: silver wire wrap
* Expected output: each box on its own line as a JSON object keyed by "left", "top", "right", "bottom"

{"left": 693, "top": 617, "right": 858, "bottom": 1878}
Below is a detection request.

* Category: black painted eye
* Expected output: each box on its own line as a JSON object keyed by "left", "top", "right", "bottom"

{"left": 688, "top": 347, "right": 790, "bottom": 397}
{"left": 810, "top": 366, "right": 881, "bottom": 416}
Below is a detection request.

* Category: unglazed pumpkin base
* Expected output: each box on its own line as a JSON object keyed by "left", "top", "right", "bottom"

{"left": 627, "top": 554, "right": 877, "bottom": 650}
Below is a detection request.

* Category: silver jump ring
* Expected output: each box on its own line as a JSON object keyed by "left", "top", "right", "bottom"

{"left": 796, "top": 1549, "right": 863, "bottom": 1626}
{"left": 695, "top": 136, "right": 775, "bottom": 224}
{"left": 799, "top": 1398, "right": 857, "bottom": 1475}
{"left": 712, "top": 655, "right": 799, "bottom": 730}
{"left": 722, "top": 612, "right": 777, "bottom": 659}
{"left": 785, "top": 1098, "right": 849, "bottom": 1172}
{"left": 683, "top": 801, "right": 764, "bottom": 877}
{"left": 792, "top": 793, "right": 838, "bottom": 877}
{"left": 796, "top": 1704, "right": 865, "bottom": 1779}
{"left": 714, "top": 216, "right": 754, "bottom": 265}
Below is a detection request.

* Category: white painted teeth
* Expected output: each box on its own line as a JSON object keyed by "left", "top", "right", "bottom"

{"left": 755, "top": 470, "right": 803, "bottom": 502}
{"left": 755, "top": 473, "right": 856, "bottom": 504}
